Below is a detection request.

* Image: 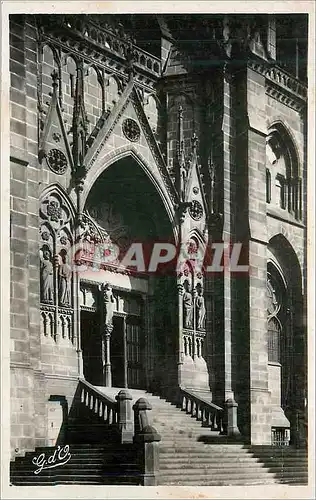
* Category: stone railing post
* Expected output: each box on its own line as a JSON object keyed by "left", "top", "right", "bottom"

{"left": 115, "top": 389, "right": 133, "bottom": 444}
{"left": 133, "top": 398, "right": 161, "bottom": 486}
{"left": 225, "top": 398, "right": 240, "bottom": 436}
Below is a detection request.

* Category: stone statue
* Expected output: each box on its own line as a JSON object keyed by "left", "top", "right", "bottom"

{"left": 40, "top": 249, "right": 54, "bottom": 303}
{"left": 58, "top": 254, "right": 72, "bottom": 306}
{"left": 183, "top": 280, "right": 193, "bottom": 329}
{"left": 196, "top": 287, "right": 206, "bottom": 330}
{"left": 103, "top": 282, "right": 115, "bottom": 327}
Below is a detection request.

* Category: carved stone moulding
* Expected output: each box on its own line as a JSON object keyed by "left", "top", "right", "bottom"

{"left": 265, "top": 84, "right": 304, "bottom": 113}
{"left": 122, "top": 118, "right": 141, "bottom": 142}
{"left": 46, "top": 148, "right": 68, "bottom": 175}
{"left": 182, "top": 329, "right": 194, "bottom": 336}
{"left": 196, "top": 331, "right": 206, "bottom": 338}
{"left": 40, "top": 303, "right": 56, "bottom": 312}
{"left": 189, "top": 200, "right": 203, "bottom": 221}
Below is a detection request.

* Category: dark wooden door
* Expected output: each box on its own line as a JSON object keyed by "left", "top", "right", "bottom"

{"left": 80, "top": 310, "right": 102, "bottom": 386}
{"left": 126, "top": 316, "right": 144, "bottom": 388}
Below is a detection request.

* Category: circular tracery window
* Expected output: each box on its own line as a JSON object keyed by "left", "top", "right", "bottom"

{"left": 46, "top": 149, "right": 68, "bottom": 175}
{"left": 122, "top": 118, "right": 141, "bottom": 142}
{"left": 189, "top": 200, "right": 203, "bottom": 221}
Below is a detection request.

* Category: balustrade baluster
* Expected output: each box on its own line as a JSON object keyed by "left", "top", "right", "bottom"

{"left": 211, "top": 412, "right": 216, "bottom": 430}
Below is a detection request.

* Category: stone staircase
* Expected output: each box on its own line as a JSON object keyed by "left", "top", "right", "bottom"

{"left": 96, "top": 387, "right": 308, "bottom": 486}
{"left": 10, "top": 386, "right": 308, "bottom": 486}
{"left": 10, "top": 444, "right": 141, "bottom": 486}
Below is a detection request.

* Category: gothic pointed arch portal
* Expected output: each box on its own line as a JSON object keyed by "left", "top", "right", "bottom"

{"left": 78, "top": 155, "right": 178, "bottom": 392}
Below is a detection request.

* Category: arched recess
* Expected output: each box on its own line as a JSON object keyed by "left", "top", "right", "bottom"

{"left": 39, "top": 184, "right": 77, "bottom": 344}
{"left": 61, "top": 54, "right": 77, "bottom": 137}
{"left": 267, "top": 233, "right": 306, "bottom": 443}
{"left": 266, "top": 121, "right": 302, "bottom": 219}
{"left": 82, "top": 146, "right": 178, "bottom": 244}
{"left": 79, "top": 153, "right": 178, "bottom": 394}
{"left": 42, "top": 44, "right": 61, "bottom": 112}
{"left": 84, "top": 65, "right": 104, "bottom": 135}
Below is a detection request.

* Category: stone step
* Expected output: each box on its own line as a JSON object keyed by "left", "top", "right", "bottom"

{"left": 159, "top": 477, "right": 277, "bottom": 486}
{"left": 11, "top": 475, "right": 141, "bottom": 485}
{"left": 160, "top": 462, "right": 267, "bottom": 470}
{"left": 257, "top": 457, "right": 308, "bottom": 465}
{"left": 251, "top": 450, "right": 308, "bottom": 456}
{"left": 159, "top": 447, "right": 251, "bottom": 454}
{"left": 11, "top": 466, "right": 140, "bottom": 476}
{"left": 159, "top": 455, "right": 262, "bottom": 464}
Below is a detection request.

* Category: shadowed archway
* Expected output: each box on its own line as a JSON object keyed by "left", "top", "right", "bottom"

{"left": 80, "top": 155, "right": 178, "bottom": 393}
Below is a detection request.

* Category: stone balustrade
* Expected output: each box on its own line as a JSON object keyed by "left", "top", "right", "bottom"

{"left": 179, "top": 387, "right": 224, "bottom": 433}
{"left": 78, "top": 378, "right": 118, "bottom": 425}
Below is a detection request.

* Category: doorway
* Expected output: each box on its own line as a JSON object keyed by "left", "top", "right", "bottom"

{"left": 111, "top": 315, "right": 125, "bottom": 388}
{"left": 111, "top": 313, "right": 144, "bottom": 389}
{"left": 80, "top": 291, "right": 145, "bottom": 389}
{"left": 80, "top": 309, "right": 102, "bottom": 386}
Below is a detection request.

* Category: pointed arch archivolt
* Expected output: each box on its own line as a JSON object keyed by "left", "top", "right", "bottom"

{"left": 81, "top": 145, "right": 178, "bottom": 243}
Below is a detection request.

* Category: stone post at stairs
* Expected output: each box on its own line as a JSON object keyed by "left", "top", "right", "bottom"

{"left": 115, "top": 389, "right": 134, "bottom": 444}
{"left": 225, "top": 398, "right": 240, "bottom": 437}
{"left": 133, "top": 398, "right": 161, "bottom": 486}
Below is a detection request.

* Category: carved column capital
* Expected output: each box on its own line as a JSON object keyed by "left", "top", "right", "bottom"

{"left": 105, "top": 324, "right": 113, "bottom": 336}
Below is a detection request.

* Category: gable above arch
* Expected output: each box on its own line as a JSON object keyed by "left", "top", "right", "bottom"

{"left": 81, "top": 82, "right": 179, "bottom": 211}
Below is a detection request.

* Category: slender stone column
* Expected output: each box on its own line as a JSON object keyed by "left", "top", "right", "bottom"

{"left": 74, "top": 179, "right": 85, "bottom": 377}
{"left": 100, "top": 282, "right": 114, "bottom": 387}
{"left": 177, "top": 283, "right": 184, "bottom": 388}
{"left": 192, "top": 286, "right": 197, "bottom": 360}
{"left": 102, "top": 325, "right": 113, "bottom": 387}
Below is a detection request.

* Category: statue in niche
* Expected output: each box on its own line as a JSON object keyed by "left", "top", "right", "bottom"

{"left": 183, "top": 280, "right": 193, "bottom": 329}
{"left": 58, "top": 252, "right": 72, "bottom": 306}
{"left": 40, "top": 249, "right": 54, "bottom": 303}
{"left": 196, "top": 285, "right": 206, "bottom": 330}
{"left": 102, "top": 282, "right": 115, "bottom": 327}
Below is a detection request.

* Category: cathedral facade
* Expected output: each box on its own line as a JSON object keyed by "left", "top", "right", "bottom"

{"left": 9, "top": 13, "right": 308, "bottom": 459}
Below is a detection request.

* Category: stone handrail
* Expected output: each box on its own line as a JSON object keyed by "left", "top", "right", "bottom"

{"left": 78, "top": 378, "right": 118, "bottom": 425}
{"left": 179, "top": 388, "right": 224, "bottom": 433}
